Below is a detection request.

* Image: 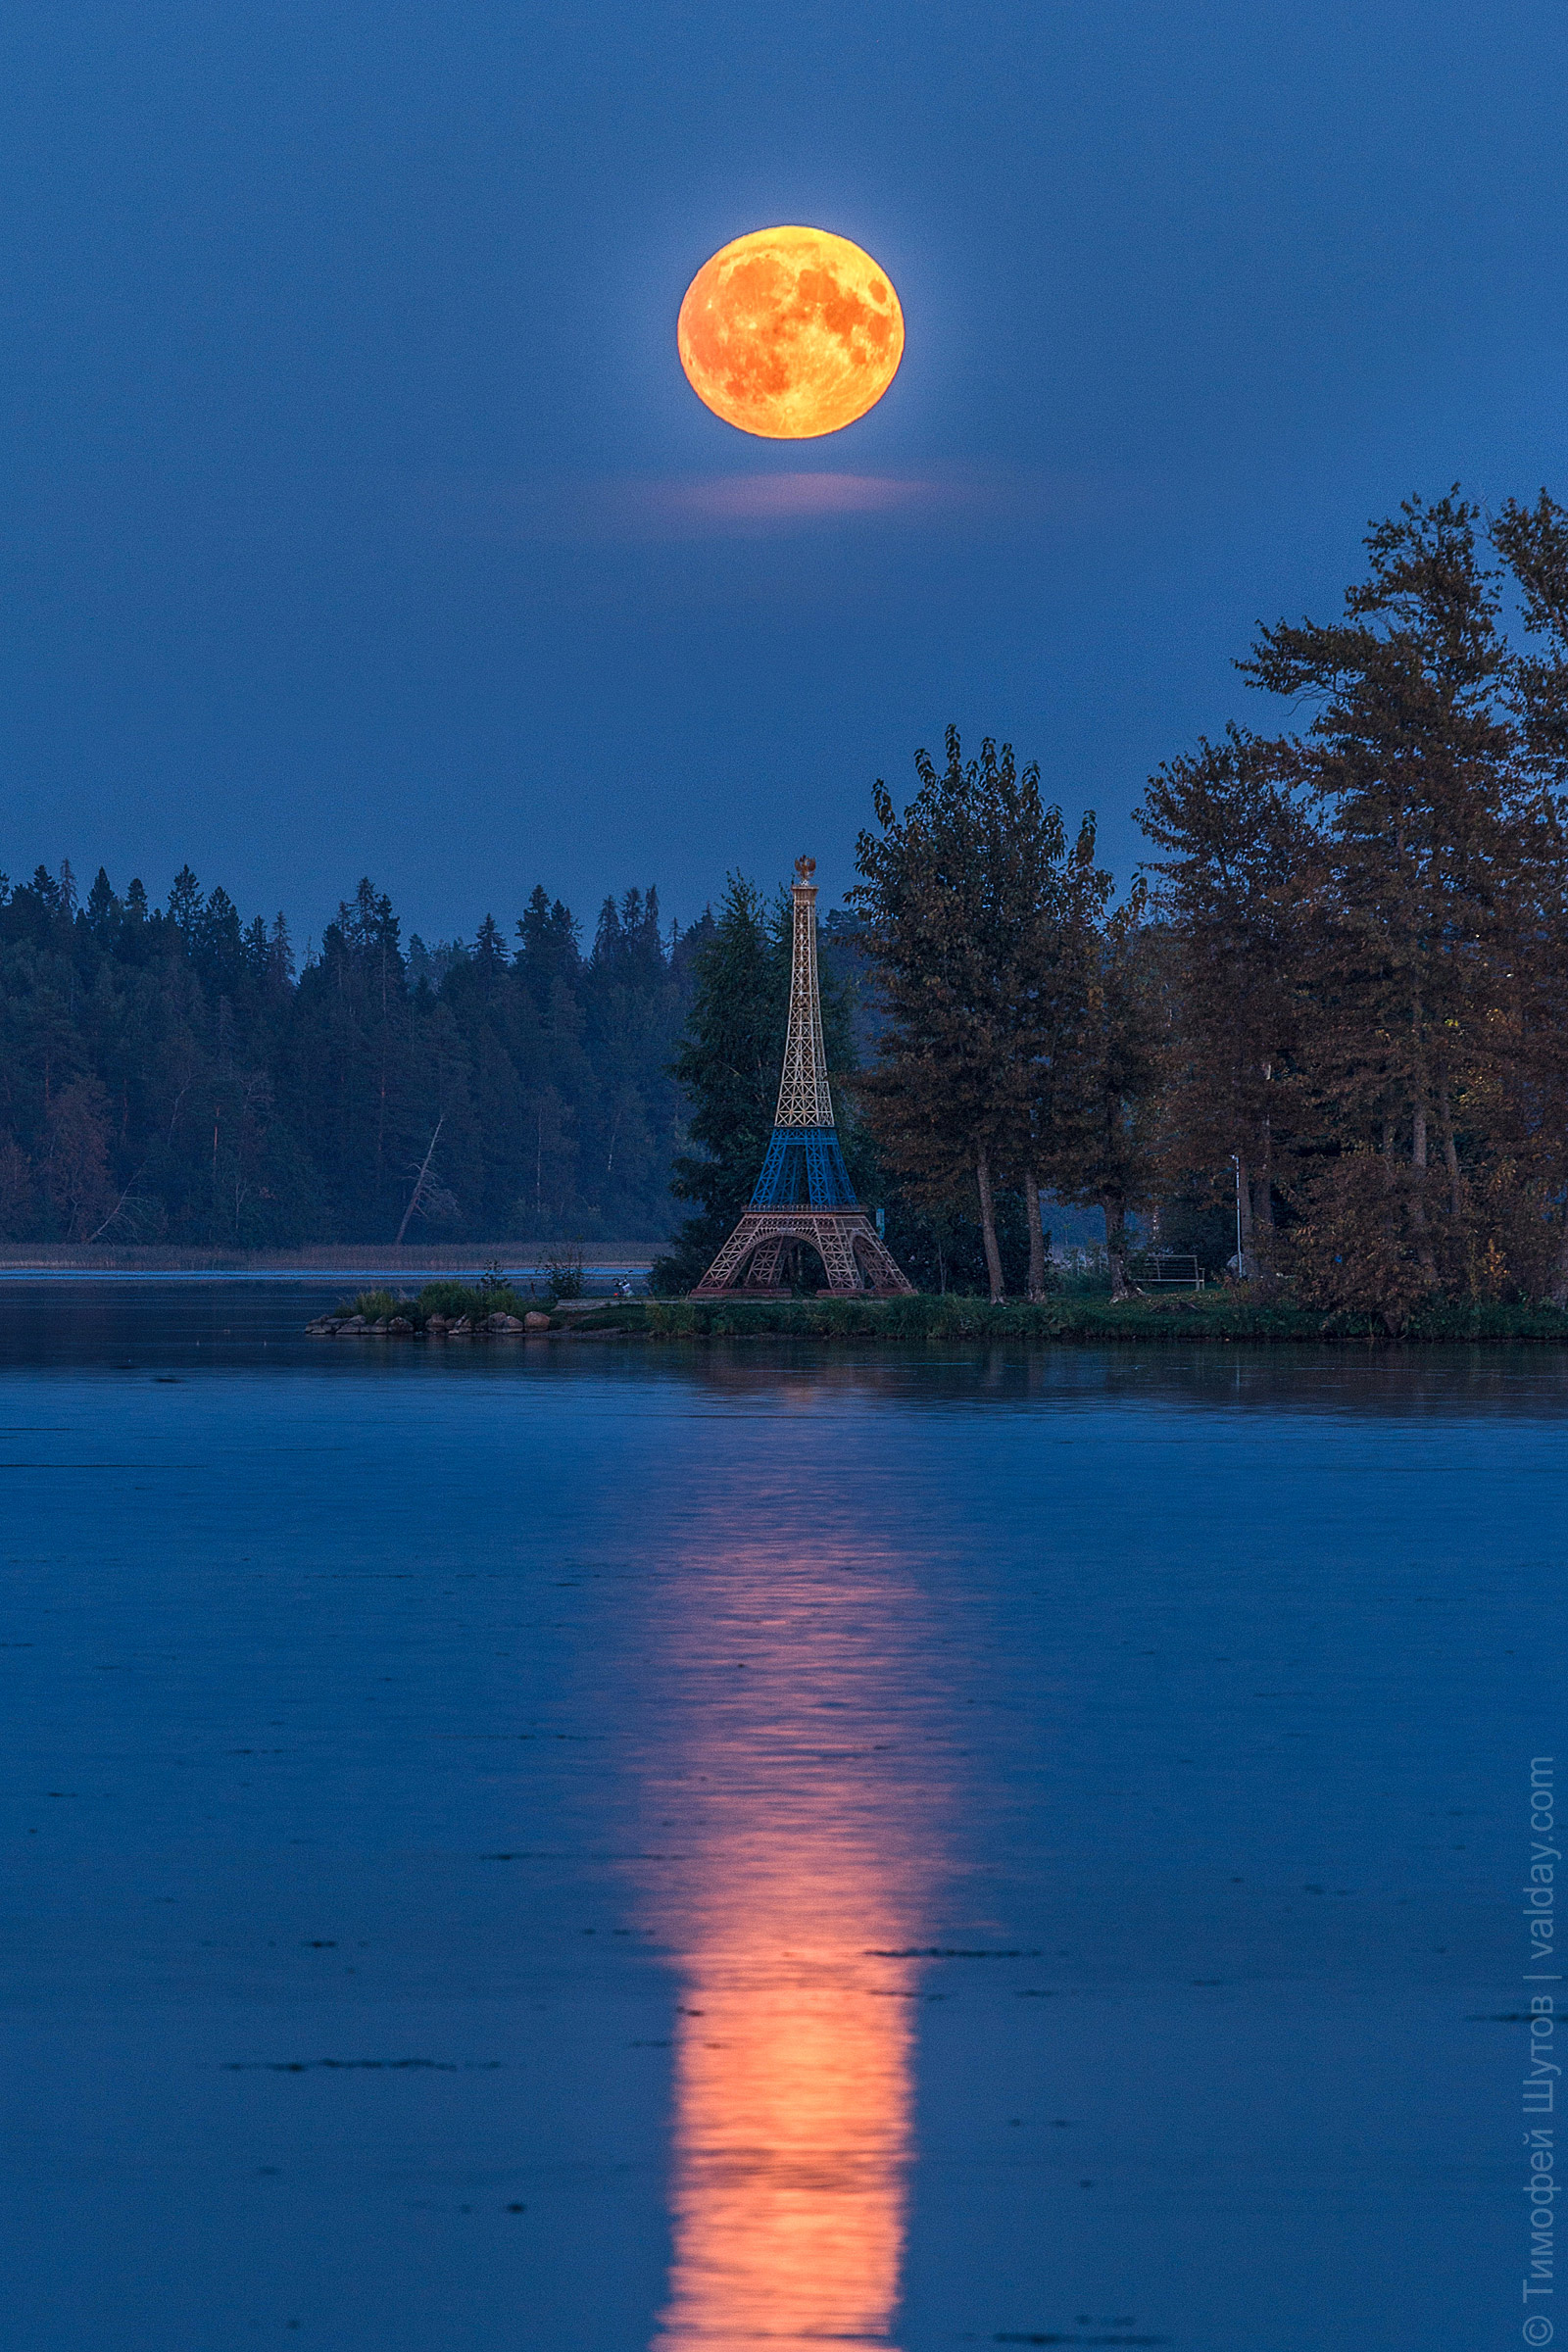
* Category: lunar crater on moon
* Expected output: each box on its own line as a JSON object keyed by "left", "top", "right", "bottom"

{"left": 678, "top": 226, "right": 905, "bottom": 439}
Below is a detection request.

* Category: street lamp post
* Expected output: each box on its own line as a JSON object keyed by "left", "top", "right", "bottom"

{"left": 1229, "top": 1153, "right": 1244, "bottom": 1279}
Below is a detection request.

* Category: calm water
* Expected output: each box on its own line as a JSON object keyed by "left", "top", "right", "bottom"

{"left": 0, "top": 1282, "right": 1553, "bottom": 2350}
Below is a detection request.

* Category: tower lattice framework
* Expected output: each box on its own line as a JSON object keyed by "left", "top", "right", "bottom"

{"left": 692, "top": 857, "right": 915, "bottom": 1298}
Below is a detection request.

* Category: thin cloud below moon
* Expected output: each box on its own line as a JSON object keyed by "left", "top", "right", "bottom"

{"left": 644, "top": 474, "right": 937, "bottom": 524}
{"left": 409, "top": 468, "right": 1111, "bottom": 544}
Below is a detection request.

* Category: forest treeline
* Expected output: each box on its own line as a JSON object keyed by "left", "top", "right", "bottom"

{"left": 762, "top": 486, "right": 1568, "bottom": 1322}
{"left": 0, "top": 865, "right": 711, "bottom": 1244}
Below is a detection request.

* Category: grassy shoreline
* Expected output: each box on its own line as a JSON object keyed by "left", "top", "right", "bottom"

{"left": 629, "top": 1289, "right": 1568, "bottom": 1345}
{"left": 582, "top": 1292, "right": 1568, "bottom": 1345}
{"left": 318, "top": 1281, "right": 1568, "bottom": 1345}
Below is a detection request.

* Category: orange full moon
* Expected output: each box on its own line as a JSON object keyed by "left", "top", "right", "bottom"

{"left": 677, "top": 226, "right": 905, "bottom": 439}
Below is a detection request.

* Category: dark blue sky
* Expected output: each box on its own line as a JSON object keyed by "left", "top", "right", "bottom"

{"left": 4, "top": 0, "right": 1566, "bottom": 940}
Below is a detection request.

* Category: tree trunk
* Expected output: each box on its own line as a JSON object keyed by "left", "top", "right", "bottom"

{"left": 975, "top": 1147, "right": 1005, "bottom": 1300}
{"left": 1410, "top": 989, "right": 1437, "bottom": 1284}
{"left": 1023, "top": 1167, "right": 1046, "bottom": 1302}
{"left": 1103, "top": 1194, "right": 1129, "bottom": 1299}
{"left": 1251, "top": 1149, "right": 1276, "bottom": 1293}
{"left": 1410, "top": 1102, "right": 1437, "bottom": 1284}
{"left": 1437, "top": 1081, "right": 1462, "bottom": 1221}
{"left": 396, "top": 1116, "right": 444, "bottom": 1246}
{"left": 1252, "top": 1069, "right": 1279, "bottom": 1289}
{"left": 1236, "top": 1152, "right": 1254, "bottom": 1276}
{"left": 1552, "top": 1202, "right": 1568, "bottom": 1311}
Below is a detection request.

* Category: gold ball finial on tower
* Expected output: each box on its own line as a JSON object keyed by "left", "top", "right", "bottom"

{"left": 794, "top": 855, "right": 816, "bottom": 882}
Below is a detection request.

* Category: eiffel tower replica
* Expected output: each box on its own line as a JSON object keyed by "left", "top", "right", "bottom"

{"left": 693, "top": 857, "right": 915, "bottom": 1298}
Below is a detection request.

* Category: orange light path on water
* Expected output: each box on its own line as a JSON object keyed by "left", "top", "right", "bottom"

{"left": 652, "top": 1843, "right": 917, "bottom": 2352}
{"left": 639, "top": 1519, "right": 941, "bottom": 2352}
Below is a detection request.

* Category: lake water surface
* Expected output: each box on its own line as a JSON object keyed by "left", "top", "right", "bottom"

{"left": 0, "top": 1283, "right": 1553, "bottom": 2349}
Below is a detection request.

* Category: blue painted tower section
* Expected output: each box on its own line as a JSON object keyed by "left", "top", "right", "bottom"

{"left": 750, "top": 1124, "right": 858, "bottom": 1209}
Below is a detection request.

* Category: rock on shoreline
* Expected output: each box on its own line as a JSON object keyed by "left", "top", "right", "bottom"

{"left": 307, "top": 1309, "right": 551, "bottom": 1337}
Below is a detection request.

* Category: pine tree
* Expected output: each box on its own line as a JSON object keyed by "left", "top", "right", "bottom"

{"left": 1486, "top": 492, "right": 1568, "bottom": 1301}
{"left": 85, "top": 868, "right": 121, "bottom": 942}
{"left": 658, "top": 877, "right": 781, "bottom": 1289}
{"left": 514, "top": 887, "right": 580, "bottom": 1009}
{"left": 1241, "top": 491, "right": 1518, "bottom": 1318}
{"left": 167, "top": 865, "right": 202, "bottom": 945}
{"left": 1043, "top": 888, "right": 1164, "bottom": 1298}
{"left": 1136, "top": 725, "right": 1316, "bottom": 1284}
{"left": 851, "top": 728, "right": 1103, "bottom": 1299}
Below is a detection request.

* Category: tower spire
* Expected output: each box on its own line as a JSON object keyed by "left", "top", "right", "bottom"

{"left": 692, "top": 855, "right": 914, "bottom": 1298}
{"left": 772, "top": 858, "right": 835, "bottom": 1129}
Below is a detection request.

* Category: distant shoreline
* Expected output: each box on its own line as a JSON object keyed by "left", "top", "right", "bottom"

{"left": 0, "top": 1244, "right": 668, "bottom": 1274}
